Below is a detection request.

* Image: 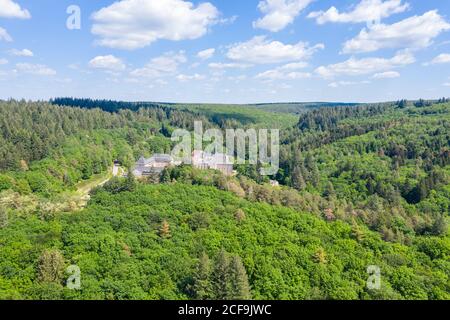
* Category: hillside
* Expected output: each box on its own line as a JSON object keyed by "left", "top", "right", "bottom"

{"left": 1, "top": 183, "right": 448, "bottom": 300}
{"left": 0, "top": 98, "right": 449, "bottom": 300}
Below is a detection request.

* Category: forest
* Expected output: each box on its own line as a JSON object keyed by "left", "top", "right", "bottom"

{"left": 0, "top": 98, "right": 448, "bottom": 300}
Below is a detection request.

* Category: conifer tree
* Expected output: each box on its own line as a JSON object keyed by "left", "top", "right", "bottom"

{"left": 228, "top": 255, "right": 251, "bottom": 300}
{"left": 125, "top": 167, "right": 136, "bottom": 192}
{"left": 292, "top": 166, "right": 306, "bottom": 191}
{"left": 159, "top": 220, "right": 171, "bottom": 238}
{"left": 212, "top": 249, "right": 231, "bottom": 300}
{"left": 192, "top": 252, "right": 213, "bottom": 300}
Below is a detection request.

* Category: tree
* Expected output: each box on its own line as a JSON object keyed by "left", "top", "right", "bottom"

{"left": 323, "top": 182, "right": 336, "bottom": 200}
{"left": 212, "top": 249, "right": 231, "bottom": 300}
{"left": 0, "top": 207, "right": 8, "bottom": 228}
{"left": 431, "top": 215, "right": 447, "bottom": 236}
{"left": 228, "top": 255, "right": 251, "bottom": 300}
{"left": 125, "top": 167, "right": 136, "bottom": 192}
{"left": 313, "top": 247, "right": 327, "bottom": 264}
{"left": 160, "top": 169, "right": 171, "bottom": 183}
{"left": 292, "top": 166, "right": 306, "bottom": 191}
{"left": 38, "top": 249, "right": 65, "bottom": 283}
{"left": 192, "top": 253, "right": 213, "bottom": 300}
{"left": 235, "top": 209, "right": 246, "bottom": 223}
{"left": 351, "top": 219, "right": 365, "bottom": 242}
{"left": 159, "top": 220, "right": 171, "bottom": 238}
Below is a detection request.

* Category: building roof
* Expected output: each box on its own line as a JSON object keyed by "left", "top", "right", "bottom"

{"left": 136, "top": 154, "right": 173, "bottom": 166}
{"left": 192, "top": 150, "right": 234, "bottom": 166}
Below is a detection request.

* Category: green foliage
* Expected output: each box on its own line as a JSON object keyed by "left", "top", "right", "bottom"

{"left": 0, "top": 98, "right": 449, "bottom": 300}
{"left": 0, "top": 183, "right": 448, "bottom": 300}
{"left": 37, "top": 249, "right": 65, "bottom": 284}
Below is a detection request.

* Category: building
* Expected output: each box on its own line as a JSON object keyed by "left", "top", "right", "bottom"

{"left": 192, "top": 150, "right": 234, "bottom": 176}
{"left": 132, "top": 150, "right": 235, "bottom": 178}
{"left": 132, "top": 154, "right": 174, "bottom": 177}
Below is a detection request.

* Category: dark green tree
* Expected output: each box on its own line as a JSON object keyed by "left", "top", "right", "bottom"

{"left": 431, "top": 215, "right": 447, "bottom": 236}
{"left": 292, "top": 166, "right": 306, "bottom": 191}
{"left": 192, "top": 253, "right": 213, "bottom": 300}
{"left": 212, "top": 249, "right": 231, "bottom": 300}
{"left": 125, "top": 167, "right": 136, "bottom": 192}
{"left": 227, "top": 255, "right": 251, "bottom": 300}
{"left": 323, "top": 182, "right": 336, "bottom": 200}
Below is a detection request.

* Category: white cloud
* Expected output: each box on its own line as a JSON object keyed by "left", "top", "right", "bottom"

{"left": 308, "top": 0, "right": 409, "bottom": 25}
{"left": 0, "top": 58, "right": 8, "bottom": 65}
{"left": 255, "top": 62, "right": 311, "bottom": 80}
{"left": 255, "top": 69, "right": 311, "bottom": 80}
{"left": 208, "top": 62, "right": 252, "bottom": 69}
{"left": 9, "top": 48, "right": 33, "bottom": 57}
{"left": 130, "top": 51, "right": 187, "bottom": 78}
{"left": 227, "top": 75, "right": 247, "bottom": 82}
{"left": 316, "top": 51, "right": 414, "bottom": 78}
{"left": 429, "top": 53, "right": 450, "bottom": 65}
{"left": 372, "top": 71, "right": 400, "bottom": 79}
{"left": 197, "top": 48, "right": 215, "bottom": 60}
{"left": 328, "top": 80, "right": 371, "bottom": 88}
{"left": 15, "top": 63, "right": 56, "bottom": 76}
{"left": 219, "top": 15, "right": 238, "bottom": 25}
{"left": 0, "top": 27, "right": 12, "bottom": 42}
{"left": 253, "top": 0, "right": 314, "bottom": 32}
{"left": 227, "top": 36, "right": 324, "bottom": 64}
{"left": 91, "top": 0, "right": 219, "bottom": 50}
{"left": 343, "top": 10, "right": 450, "bottom": 53}
{"left": 176, "top": 73, "right": 205, "bottom": 81}
{"left": 0, "top": 0, "right": 31, "bottom": 19}
{"left": 443, "top": 82, "right": 450, "bottom": 87}
{"left": 278, "top": 62, "right": 308, "bottom": 70}
{"left": 89, "top": 55, "right": 126, "bottom": 71}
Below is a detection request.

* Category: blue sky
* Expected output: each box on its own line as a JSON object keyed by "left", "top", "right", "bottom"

{"left": 0, "top": 0, "right": 449, "bottom": 103}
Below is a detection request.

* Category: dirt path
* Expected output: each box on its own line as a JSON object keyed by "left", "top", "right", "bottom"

{"left": 75, "top": 164, "right": 121, "bottom": 205}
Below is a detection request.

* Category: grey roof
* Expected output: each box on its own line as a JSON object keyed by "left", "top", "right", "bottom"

{"left": 152, "top": 154, "right": 173, "bottom": 163}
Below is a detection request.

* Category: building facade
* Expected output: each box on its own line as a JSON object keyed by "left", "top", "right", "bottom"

{"left": 132, "top": 154, "right": 174, "bottom": 177}
{"left": 192, "top": 150, "right": 234, "bottom": 176}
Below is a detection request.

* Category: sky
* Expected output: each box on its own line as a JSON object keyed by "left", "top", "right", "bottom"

{"left": 0, "top": 0, "right": 449, "bottom": 104}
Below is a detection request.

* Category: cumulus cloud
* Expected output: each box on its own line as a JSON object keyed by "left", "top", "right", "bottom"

{"left": 278, "top": 62, "right": 308, "bottom": 70}
{"left": 130, "top": 51, "right": 187, "bottom": 78}
{"left": 89, "top": 55, "right": 126, "bottom": 71}
{"left": 227, "top": 36, "right": 324, "bottom": 64}
{"left": 315, "top": 51, "right": 414, "bottom": 78}
{"left": 0, "top": 58, "right": 8, "bottom": 65}
{"left": 9, "top": 48, "right": 33, "bottom": 57}
{"left": 197, "top": 48, "right": 215, "bottom": 60}
{"left": 253, "top": 0, "right": 314, "bottom": 32}
{"left": 343, "top": 10, "right": 450, "bottom": 53}
{"left": 15, "top": 63, "right": 56, "bottom": 76}
{"left": 429, "top": 53, "right": 450, "bottom": 65}
{"left": 372, "top": 71, "right": 400, "bottom": 79}
{"left": 91, "top": 0, "right": 219, "bottom": 50}
{"left": 208, "top": 62, "right": 252, "bottom": 69}
{"left": 0, "top": 0, "right": 31, "bottom": 19}
{"left": 0, "top": 27, "right": 12, "bottom": 42}
{"left": 176, "top": 73, "right": 205, "bottom": 81}
{"left": 308, "top": 0, "right": 409, "bottom": 25}
{"left": 255, "top": 69, "right": 311, "bottom": 81}
{"left": 328, "top": 80, "right": 370, "bottom": 88}
{"left": 255, "top": 62, "right": 310, "bottom": 80}
{"left": 443, "top": 82, "right": 450, "bottom": 87}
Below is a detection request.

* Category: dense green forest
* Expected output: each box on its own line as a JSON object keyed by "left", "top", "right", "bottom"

{"left": 0, "top": 98, "right": 448, "bottom": 300}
